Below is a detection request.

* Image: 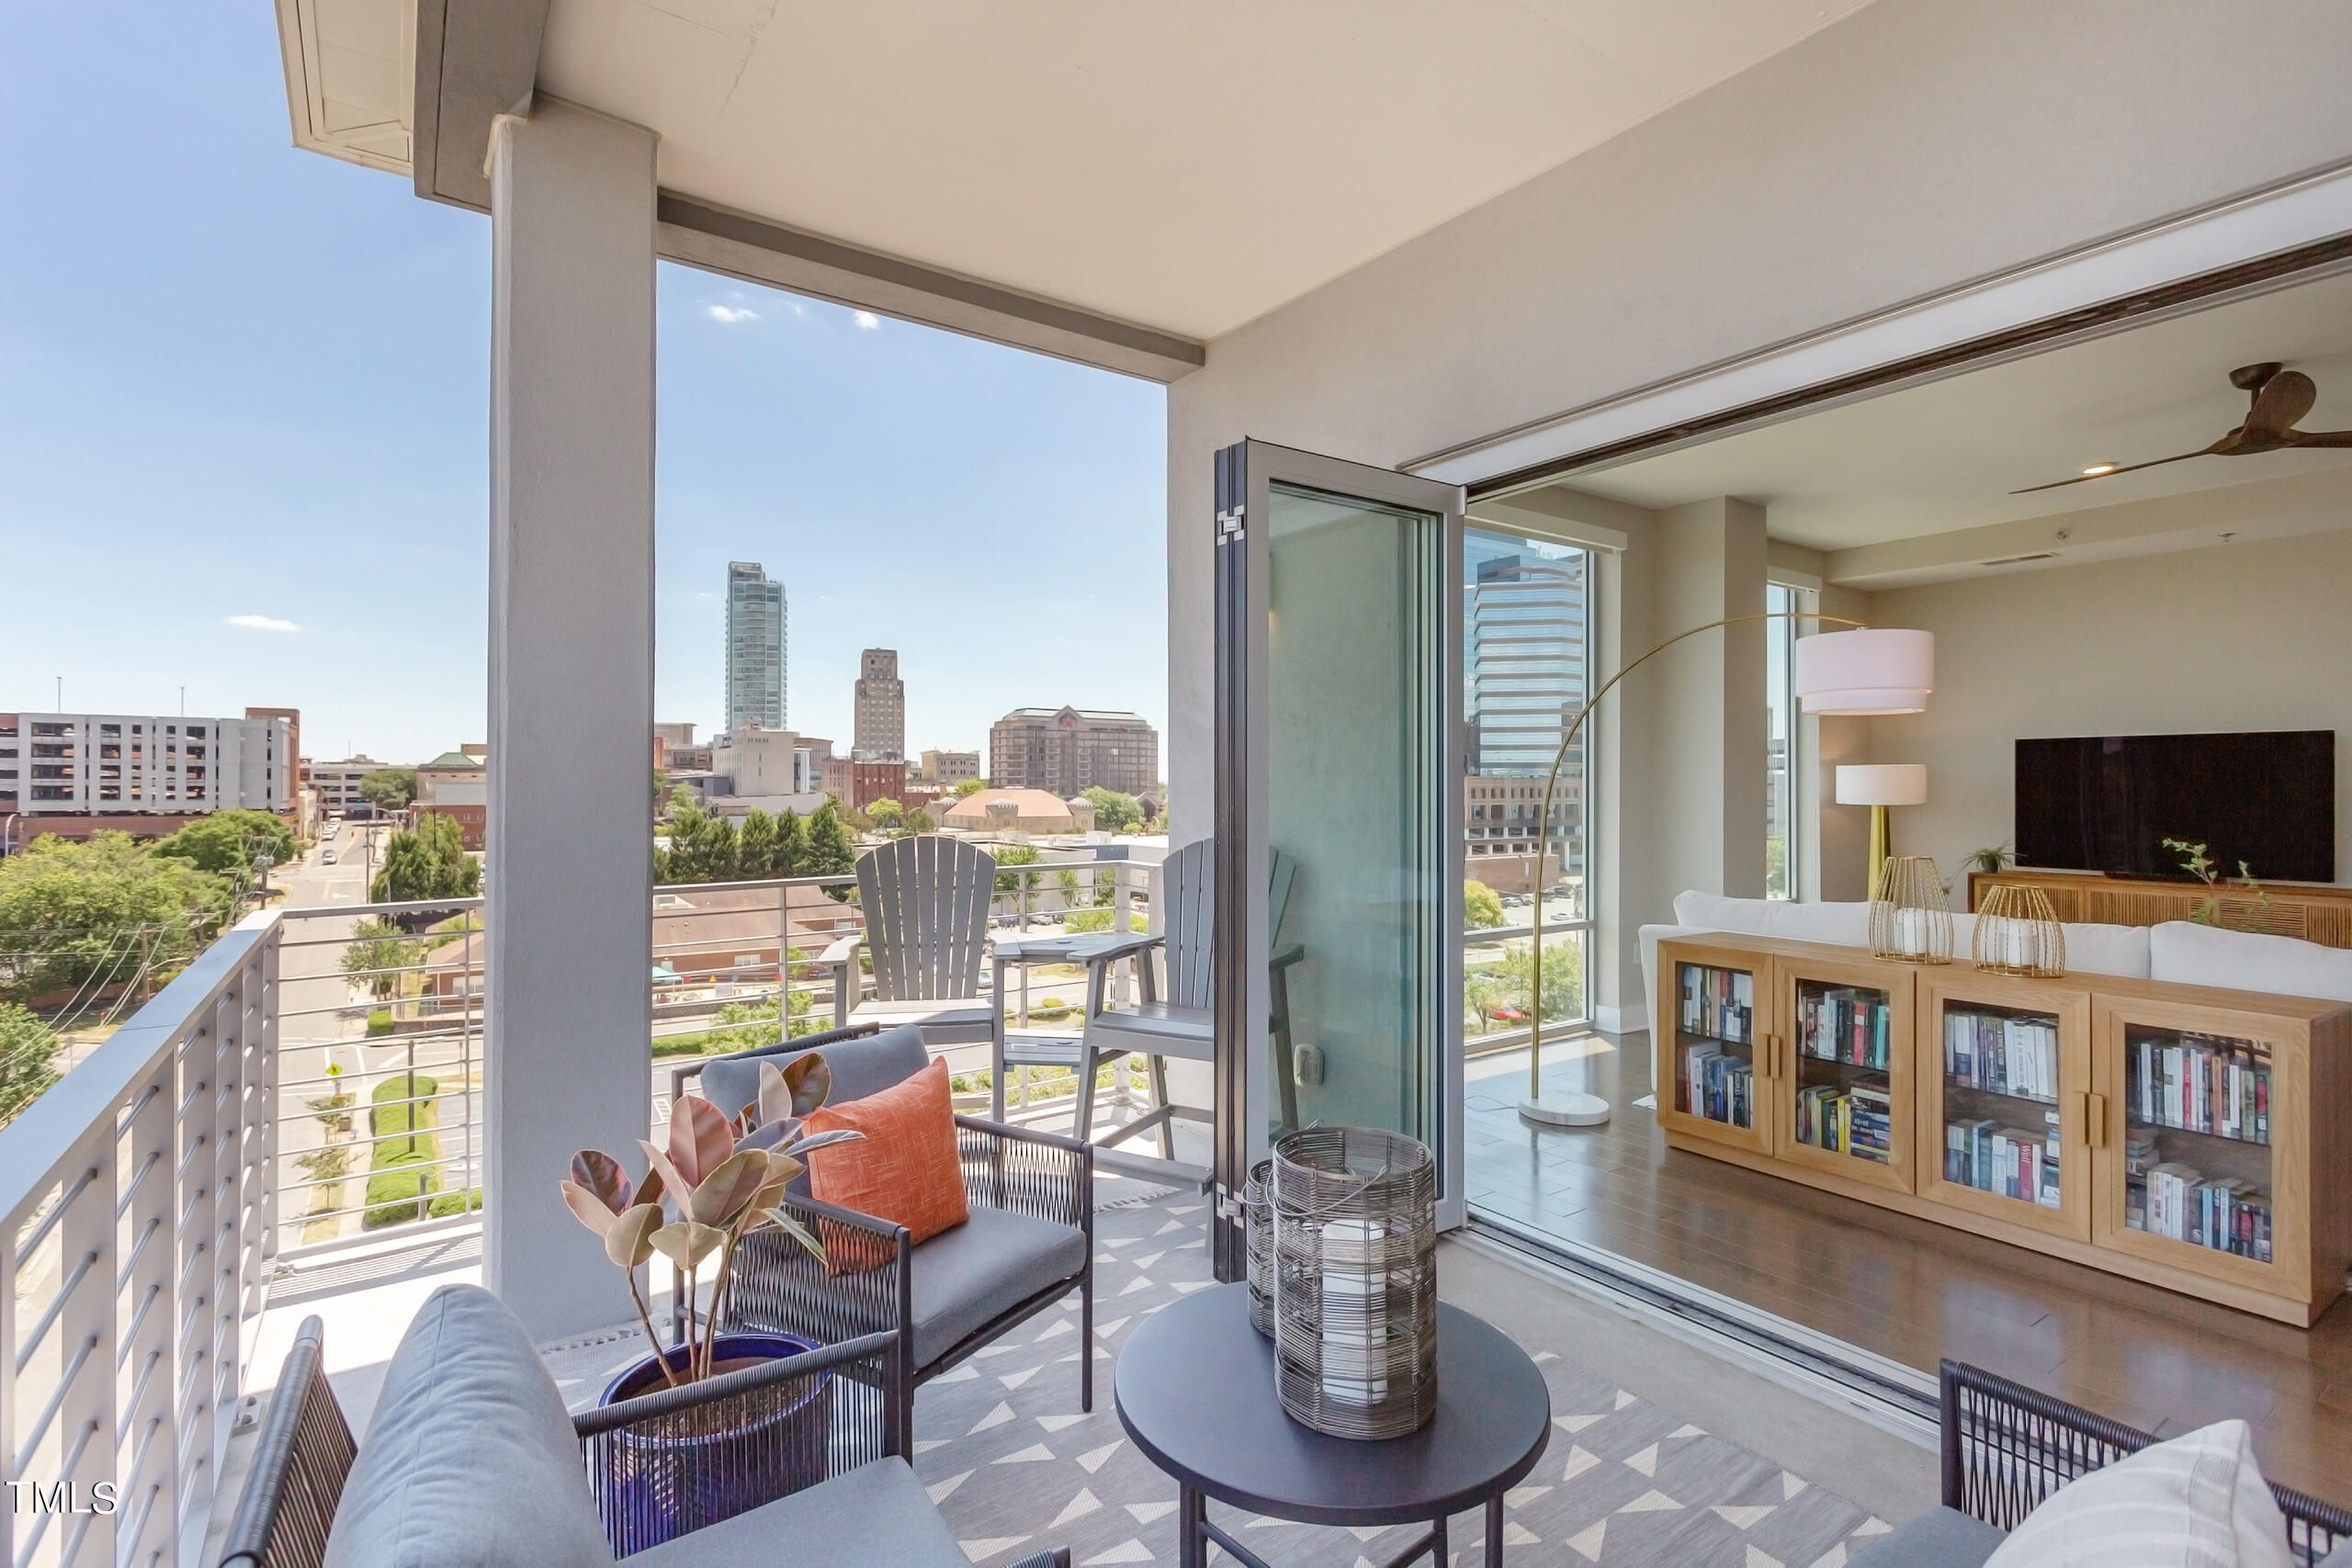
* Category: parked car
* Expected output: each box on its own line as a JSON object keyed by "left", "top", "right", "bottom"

{"left": 322, "top": 849, "right": 339, "bottom": 865}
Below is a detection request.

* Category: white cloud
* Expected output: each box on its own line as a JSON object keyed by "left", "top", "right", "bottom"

{"left": 227, "top": 614, "right": 300, "bottom": 632}
{"left": 706, "top": 304, "right": 760, "bottom": 324}
{"left": 852, "top": 310, "right": 880, "bottom": 331}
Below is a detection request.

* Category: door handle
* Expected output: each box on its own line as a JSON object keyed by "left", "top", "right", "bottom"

{"left": 2084, "top": 1091, "right": 2108, "bottom": 1149}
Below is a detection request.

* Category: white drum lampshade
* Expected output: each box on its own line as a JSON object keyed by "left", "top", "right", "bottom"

{"left": 1836, "top": 764, "right": 1929, "bottom": 808}
{"left": 1838, "top": 763, "right": 1928, "bottom": 896}
{"left": 1793, "top": 628, "right": 1933, "bottom": 715}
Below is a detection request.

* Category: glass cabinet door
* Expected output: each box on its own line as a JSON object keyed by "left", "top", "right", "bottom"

{"left": 1656, "top": 943, "right": 1774, "bottom": 1157}
{"left": 1779, "top": 958, "right": 1912, "bottom": 1192}
{"left": 1917, "top": 976, "right": 2091, "bottom": 1240}
{"left": 2091, "top": 996, "right": 2310, "bottom": 1298}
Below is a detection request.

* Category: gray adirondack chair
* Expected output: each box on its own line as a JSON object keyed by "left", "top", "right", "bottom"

{"left": 1059, "top": 838, "right": 1303, "bottom": 1156}
{"left": 821, "top": 836, "right": 999, "bottom": 1048}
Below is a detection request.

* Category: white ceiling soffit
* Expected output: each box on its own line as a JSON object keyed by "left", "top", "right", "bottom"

{"left": 1418, "top": 163, "right": 2352, "bottom": 491}
{"left": 275, "top": 0, "right": 417, "bottom": 175}
{"left": 535, "top": 0, "right": 1877, "bottom": 343}
{"left": 1567, "top": 265, "right": 2352, "bottom": 554}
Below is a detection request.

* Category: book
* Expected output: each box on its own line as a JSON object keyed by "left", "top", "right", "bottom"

{"left": 2124, "top": 1029, "right": 2272, "bottom": 1146}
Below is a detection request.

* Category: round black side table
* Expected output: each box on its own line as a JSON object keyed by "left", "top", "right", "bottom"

{"left": 1114, "top": 1283, "right": 1550, "bottom": 1568}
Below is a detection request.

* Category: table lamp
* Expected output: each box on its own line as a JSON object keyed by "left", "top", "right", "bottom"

{"left": 1837, "top": 763, "right": 1928, "bottom": 895}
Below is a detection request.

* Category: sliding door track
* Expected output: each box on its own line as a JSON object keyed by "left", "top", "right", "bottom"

{"left": 1465, "top": 1210, "right": 1939, "bottom": 1442}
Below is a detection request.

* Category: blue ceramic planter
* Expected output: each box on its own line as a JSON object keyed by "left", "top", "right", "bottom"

{"left": 593, "top": 1330, "right": 831, "bottom": 1553}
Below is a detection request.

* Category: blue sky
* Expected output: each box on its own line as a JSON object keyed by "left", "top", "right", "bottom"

{"left": 0, "top": 4, "right": 1166, "bottom": 768}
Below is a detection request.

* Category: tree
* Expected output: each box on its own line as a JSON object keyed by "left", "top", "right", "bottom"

{"left": 903, "top": 808, "right": 935, "bottom": 835}
{"left": 736, "top": 809, "right": 780, "bottom": 878}
{"left": 341, "top": 917, "right": 420, "bottom": 1000}
{"left": 0, "top": 1003, "right": 60, "bottom": 1126}
{"left": 660, "top": 803, "right": 741, "bottom": 885}
{"left": 1080, "top": 786, "right": 1143, "bottom": 833}
{"left": 1464, "top": 880, "right": 1505, "bottom": 930}
{"left": 371, "top": 814, "right": 481, "bottom": 902}
{"left": 952, "top": 778, "right": 988, "bottom": 797}
{"left": 1497, "top": 939, "right": 1582, "bottom": 1021}
{"left": 991, "top": 842, "right": 1041, "bottom": 896}
{"left": 0, "top": 833, "right": 228, "bottom": 1002}
{"left": 774, "top": 809, "right": 809, "bottom": 878}
{"left": 153, "top": 809, "right": 298, "bottom": 876}
{"left": 356, "top": 769, "right": 418, "bottom": 812}
{"left": 804, "top": 804, "right": 857, "bottom": 881}
{"left": 867, "top": 798, "right": 903, "bottom": 831}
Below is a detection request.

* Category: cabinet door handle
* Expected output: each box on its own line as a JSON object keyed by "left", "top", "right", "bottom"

{"left": 2084, "top": 1091, "right": 2107, "bottom": 1149}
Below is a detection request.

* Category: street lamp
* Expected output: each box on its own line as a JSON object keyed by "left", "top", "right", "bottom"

{"left": 252, "top": 850, "right": 277, "bottom": 905}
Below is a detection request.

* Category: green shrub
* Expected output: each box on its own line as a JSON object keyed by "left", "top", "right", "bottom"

{"left": 427, "top": 1189, "right": 483, "bottom": 1219}
{"left": 365, "top": 1010, "right": 393, "bottom": 1037}
{"left": 1063, "top": 908, "right": 1149, "bottom": 934}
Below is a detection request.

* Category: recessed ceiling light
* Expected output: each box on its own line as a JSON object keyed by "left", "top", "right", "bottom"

{"left": 2081, "top": 463, "right": 2118, "bottom": 477}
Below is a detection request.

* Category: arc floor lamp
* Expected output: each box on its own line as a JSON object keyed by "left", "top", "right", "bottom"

{"left": 1520, "top": 617, "right": 1935, "bottom": 1127}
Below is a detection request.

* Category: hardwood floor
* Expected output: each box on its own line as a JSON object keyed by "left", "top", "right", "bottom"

{"left": 1464, "top": 1028, "right": 2352, "bottom": 1501}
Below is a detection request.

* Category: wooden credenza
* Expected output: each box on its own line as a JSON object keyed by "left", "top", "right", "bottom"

{"left": 1968, "top": 869, "right": 2352, "bottom": 949}
{"left": 1655, "top": 932, "right": 2352, "bottom": 1325}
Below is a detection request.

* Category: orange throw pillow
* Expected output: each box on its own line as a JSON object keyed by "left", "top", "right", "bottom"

{"left": 801, "top": 1057, "right": 968, "bottom": 1272}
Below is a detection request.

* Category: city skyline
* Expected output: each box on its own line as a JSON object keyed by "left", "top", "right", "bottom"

{"left": 0, "top": 5, "right": 1168, "bottom": 770}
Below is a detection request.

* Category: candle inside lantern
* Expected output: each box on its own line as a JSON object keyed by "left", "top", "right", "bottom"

{"left": 1897, "top": 908, "right": 1928, "bottom": 957}
{"left": 1319, "top": 1217, "right": 1389, "bottom": 1405}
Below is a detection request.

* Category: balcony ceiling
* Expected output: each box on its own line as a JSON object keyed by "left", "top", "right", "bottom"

{"left": 529, "top": 0, "right": 1875, "bottom": 342}
{"left": 1565, "top": 266, "right": 2352, "bottom": 555}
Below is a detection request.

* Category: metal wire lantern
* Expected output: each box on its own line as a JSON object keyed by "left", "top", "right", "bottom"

{"left": 1973, "top": 883, "right": 2067, "bottom": 977}
{"left": 1270, "top": 1127, "right": 1438, "bottom": 1440}
{"left": 1244, "top": 1157, "right": 1274, "bottom": 1338}
{"left": 1870, "top": 854, "right": 1953, "bottom": 964}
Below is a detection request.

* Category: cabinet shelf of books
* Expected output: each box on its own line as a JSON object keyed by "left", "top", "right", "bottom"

{"left": 1657, "top": 941, "right": 1772, "bottom": 1157}
{"left": 1779, "top": 953, "right": 1915, "bottom": 1192}
{"left": 2090, "top": 989, "right": 2346, "bottom": 1311}
{"left": 1915, "top": 973, "right": 2092, "bottom": 1241}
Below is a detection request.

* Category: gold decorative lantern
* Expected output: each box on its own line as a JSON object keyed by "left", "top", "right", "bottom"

{"left": 1973, "top": 883, "right": 2067, "bottom": 977}
{"left": 1869, "top": 855, "right": 1953, "bottom": 964}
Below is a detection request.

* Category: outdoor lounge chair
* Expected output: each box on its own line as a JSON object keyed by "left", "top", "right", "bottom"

{"left": 1023, "top": 838, "right": 1301, "bottom": 1156}
{"left": 219, "top": 1292, "right": 1073, "bottom": 1568}
{"left": 685, "top": 1021, "right": 1095, "bottom": 1444}
{"left": 1849, "top": 1359, "right": 2351, "bottom": 1567}
{"left": 820, "top": 835, "right": 998, "bottom": 1051}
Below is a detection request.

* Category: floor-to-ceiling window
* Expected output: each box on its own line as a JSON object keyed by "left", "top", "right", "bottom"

{"left": 1461, "top": 527, "right": 1593, "bottom": 1050}
{"left": 1764, "top": 581, "right": 1800, "bottom": 899}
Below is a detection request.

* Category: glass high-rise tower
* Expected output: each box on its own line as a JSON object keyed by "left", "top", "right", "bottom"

{"left": 726, "top": 561, "right": 786, "bottom": 733}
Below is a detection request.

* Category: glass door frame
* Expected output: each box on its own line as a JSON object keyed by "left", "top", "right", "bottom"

{"left": 1212, "top": 439, "right": 1466, "bottom": 1279}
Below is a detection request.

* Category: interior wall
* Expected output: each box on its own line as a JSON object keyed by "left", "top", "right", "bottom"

{"left": 1867, "top": 527, "right": 2352, "bottom": 895}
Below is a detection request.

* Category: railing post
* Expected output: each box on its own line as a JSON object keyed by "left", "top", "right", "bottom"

{"left": 61, "top": 1131, "right": 119, "bottom": 1567}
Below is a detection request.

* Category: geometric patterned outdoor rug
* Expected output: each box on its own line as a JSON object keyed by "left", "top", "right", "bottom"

{"left": 907, "top": 1188, "right": 1897, "bottom": 1568}
{"left": 544, "top": 1182, "right": 1897, "bottom": 1566}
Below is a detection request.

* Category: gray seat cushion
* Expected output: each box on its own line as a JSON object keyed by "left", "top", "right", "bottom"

{"left": 699, "top": 1022, "right": 929, "bottom": 1120}
{"left": 628, "top": 1457, "right": 964, "bottom": 1568}
{"left": 323, "top": 1284, "right": 611, "bottom": 1568}
{"left": 911, "top": 1208, "right": 1087, "bottom": 1368}
{"left": 2319, "top": 1540, "right": 2352, "bottom": 1568}
{"left": 1848, "top": 1506, "right": 2007, "bottom": 1568}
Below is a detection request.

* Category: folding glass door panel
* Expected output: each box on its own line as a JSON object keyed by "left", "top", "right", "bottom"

{"left": 1212, "top": 441, "right": 1464, "bottom": 1278}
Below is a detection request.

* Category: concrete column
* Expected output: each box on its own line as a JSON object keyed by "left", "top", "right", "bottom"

{"left": 1647, "top": 498, "right": 1769, "bottom": 902}
{"left": 485, "top": 99, "right": 658, "bottom": 1339}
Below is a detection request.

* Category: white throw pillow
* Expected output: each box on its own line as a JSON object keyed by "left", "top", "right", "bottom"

{"left": 2149, "top": 921, "right": 2352, "bottom": 1003}
{"left": 1672, "top": 891, "right": 1774, "bottom": 934}
{"left": 1982, "top": 1419, "right": 2292, "bottom": 1568}
{"left": 2055, "top": 921, "right": 2154, "bottom": 979}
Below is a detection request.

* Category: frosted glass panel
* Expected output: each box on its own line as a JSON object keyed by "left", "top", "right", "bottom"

{"left": 1264, "top": 482, "right": 1444, "bottom": 1142}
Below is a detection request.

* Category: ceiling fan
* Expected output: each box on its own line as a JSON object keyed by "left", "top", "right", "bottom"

{"left": 2011, "top": 362, "right": 2352, "bottom": 494}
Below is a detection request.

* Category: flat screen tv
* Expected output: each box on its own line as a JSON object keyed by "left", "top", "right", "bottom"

{"left": 2015, "top": 731, "right": 2335, "bottom": 883}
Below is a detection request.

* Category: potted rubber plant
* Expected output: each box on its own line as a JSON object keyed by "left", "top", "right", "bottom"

{"left": 560, "top": 1052, "right": 857, "bottom": 1546}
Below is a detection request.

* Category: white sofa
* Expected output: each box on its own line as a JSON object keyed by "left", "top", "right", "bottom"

{"left": 1637, "top": 891, "right": 2352, "bottom": 1034}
